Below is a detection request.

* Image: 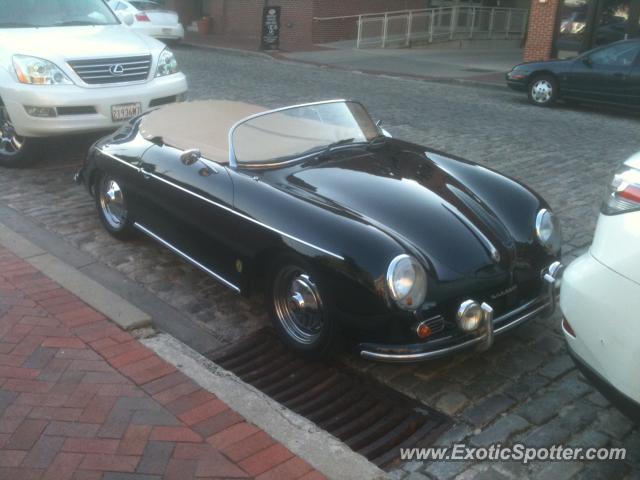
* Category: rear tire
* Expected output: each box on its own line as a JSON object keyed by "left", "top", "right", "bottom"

{"left": 528, "top": 75, "right": 558, "bottom": 107}
{"left": 95, "top": 173, "right": 137, "bottom": 241}
{"left": 267, "top": 255, "right": 339, "bottom": 359}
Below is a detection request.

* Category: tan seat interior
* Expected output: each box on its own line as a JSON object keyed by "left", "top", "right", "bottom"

{"left": 139, "top": 100, "right": 268, "bottom": 164}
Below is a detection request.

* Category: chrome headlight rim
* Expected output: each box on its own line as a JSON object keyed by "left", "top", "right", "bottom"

{"left": 386, "top": 254, "right": 427, "bottom": 311}
{"left": 535, "top": 208, "right": 561, "bottom": 253}
{"left": 155, "top": 48, "right": 179, "bottom": 77}
{"left": 12, "top": 54, "right": 73, "bottom": 86}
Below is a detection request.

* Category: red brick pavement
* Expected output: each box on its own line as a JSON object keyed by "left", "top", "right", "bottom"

{"left": 0, "top": 245, "right": 327, "bottom": 480}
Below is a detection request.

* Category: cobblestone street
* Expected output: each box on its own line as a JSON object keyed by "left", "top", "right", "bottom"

{"left": 0, "top": 45, "right": 638, "bottom": 479}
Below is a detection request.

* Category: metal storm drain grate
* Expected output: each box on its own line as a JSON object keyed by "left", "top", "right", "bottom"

{"left": 206, "top": 330, "right": 452, "bottom": 470}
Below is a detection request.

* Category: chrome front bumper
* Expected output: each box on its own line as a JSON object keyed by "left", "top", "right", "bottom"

{"left": 360, "top": 261, "right": 564, "bottom": 363}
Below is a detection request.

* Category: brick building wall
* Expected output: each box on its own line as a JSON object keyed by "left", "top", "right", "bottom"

{"left": 183, "top": 0, "right": 428, "bottom": 50}
{"left": 204, "top": 0, "right": 314, "bottom": 49}
{"left": 523, "top": 0, "right": 559, "bottom": 61}
{"left": 275, "top": 0, "right": 315, "bottom": 50}
{"left": 165, "top": 0, "right": 201, "bottom": 26}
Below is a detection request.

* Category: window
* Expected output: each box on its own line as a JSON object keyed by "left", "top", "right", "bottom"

{"left": 589, "top": 41, "right": 640, "bottom": 65}
{"left": 557, "top": 0, "right": 590, "bottom": 56}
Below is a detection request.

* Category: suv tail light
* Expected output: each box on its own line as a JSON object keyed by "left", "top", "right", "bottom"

{"left": 135, "top": 13, "right": 151, "bottom": 22}
{"left": 602, "top": 164, "right": 640, "bottom": 215}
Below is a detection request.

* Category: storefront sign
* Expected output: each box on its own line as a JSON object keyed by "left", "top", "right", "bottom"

{"left": 261, "top": 6, "right": 281, "bottom": 51}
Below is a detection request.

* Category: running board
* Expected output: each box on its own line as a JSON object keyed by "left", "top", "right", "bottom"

{"left": 134, "top": 222, "right": 241, "bottom": 294}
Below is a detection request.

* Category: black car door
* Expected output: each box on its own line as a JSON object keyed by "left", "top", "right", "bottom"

{"left": 566, "top": 42, "right": 640, "bottom": 104}
{"left": 136, "top": 145, "right": 243, "bottom": 292}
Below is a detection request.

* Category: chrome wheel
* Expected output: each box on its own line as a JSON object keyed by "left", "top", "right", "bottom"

{"left": 273, "top": 267, "right": 324, "bottom": 345}
{"left": 531, "top": 79, "right": 553, "bottom": 104}
{"left": 99, "top": 178, "right": 128, "bottom": 231}
{"left": 0, "top": 119, "right": 24, "bottom": 157}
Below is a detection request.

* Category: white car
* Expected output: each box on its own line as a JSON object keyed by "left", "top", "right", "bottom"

{"left": 108, "top": 0, "right": 184, "bottom": 43}
{"left": 560, "top": 153, "right": 640, "bottom": 422}
{"left": 0, "top": 0, "right": 188, "bottom": 167}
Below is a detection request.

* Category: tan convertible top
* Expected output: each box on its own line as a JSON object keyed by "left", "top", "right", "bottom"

{"left": 139, "top": 100, "right": 268, "bottom": 164}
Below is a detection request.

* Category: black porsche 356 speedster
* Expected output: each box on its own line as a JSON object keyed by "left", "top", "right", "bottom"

{"left": 76, "top": 99, "right": 563, "bottom": 362}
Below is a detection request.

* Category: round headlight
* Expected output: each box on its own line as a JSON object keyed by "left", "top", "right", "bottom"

{"left": 535, "top": 209, "right": 561, "bottom": 253}
{"left": 457, "top": 300, "right": 483, "bottom": 332}
{"left": 386, "top": 255, "right": 427, "bottom": 310}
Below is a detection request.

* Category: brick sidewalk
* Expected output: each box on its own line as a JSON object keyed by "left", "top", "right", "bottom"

{"left": 0, "top": 246, "right": 326, "bottom": 480}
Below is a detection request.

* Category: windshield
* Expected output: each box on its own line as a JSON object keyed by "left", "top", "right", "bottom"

{"left": 232, "top": 101, "right": 379, "bottom": 166}
{"left": 0, "top": 0, "right": 119, "bottom": 28}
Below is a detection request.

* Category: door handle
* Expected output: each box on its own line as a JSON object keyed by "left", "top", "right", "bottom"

{"left": 140, "top": 167, "right": 151, "bottom": 180}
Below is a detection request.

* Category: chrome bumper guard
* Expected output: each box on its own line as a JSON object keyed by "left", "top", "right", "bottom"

{"left": 360, "top": 261, "right": 564, "bottom": 363}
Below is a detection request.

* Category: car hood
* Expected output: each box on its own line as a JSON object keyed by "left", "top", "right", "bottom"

{"left": 0, "top": 25, "right": 160, "bottom": 61}
{"left": 266, "top": 142, "right": 537, "bottom": 277}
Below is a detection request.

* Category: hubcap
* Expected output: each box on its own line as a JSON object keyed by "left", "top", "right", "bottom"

{"left": 99, "top": 178, "right": 128, "bottom": 230}
{"left": 274, "top": 267, "right": 324, "bottom": 345}
{"left": 531, "top": 80, "right": 553, "bottom": 104}
{"left": 0, "top": 116, "right": 24, "bottom": 157}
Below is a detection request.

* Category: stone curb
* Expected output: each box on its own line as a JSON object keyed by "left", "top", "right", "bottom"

{"left": 270, "top": 53, "right": 507, "bottom": 92}
{"left": 179, "top": 42, "right": 506, "bottom": 92}
{"left": 143, "top": 333, "right": 389, "bottom": 480}
{"left": 181, "top": 40, "right": 274, "bottom": 60}
{"left": 0, "top": 221, "right": 152, "bottom": 331}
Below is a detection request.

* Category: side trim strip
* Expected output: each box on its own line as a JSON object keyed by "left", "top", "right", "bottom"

{"left": 99, "top": 150, "right": 141, "bottom": 171}
{"left": 98, "top": 148, "right": 345, "bottom": 261}
{"left": 134, "top": 222, "right": 242, "bottom": 294}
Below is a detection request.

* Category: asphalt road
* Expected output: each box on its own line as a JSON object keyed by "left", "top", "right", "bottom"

{"left": 0, "top": 44, "right": 638, "bottom": 479}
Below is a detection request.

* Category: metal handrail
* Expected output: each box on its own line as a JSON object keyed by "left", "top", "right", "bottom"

{"left": 349, "top": 6, "right": 528, "bottom": 48}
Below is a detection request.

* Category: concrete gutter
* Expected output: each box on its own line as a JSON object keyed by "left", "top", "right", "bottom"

{"left": 0, "top": 221, "right": 151, "bottom": 331}
{"left": 144, "top": 333, "right": 388, "bottom": 480}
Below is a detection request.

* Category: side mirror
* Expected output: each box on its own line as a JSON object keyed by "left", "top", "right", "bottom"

{"left": 122, "top": 13, "right": 134, "bottom": 26}
{"left": 181, "top": 149, "right": 201, "bottom": 166}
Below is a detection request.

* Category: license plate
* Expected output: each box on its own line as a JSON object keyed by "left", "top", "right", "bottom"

{"left": 162, "top": 28, "right": 172, "bottom": 34}
{"left": 111, "top": 103, "right": 142, "bottom": 122}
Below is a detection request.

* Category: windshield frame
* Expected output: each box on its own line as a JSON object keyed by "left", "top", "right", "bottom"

{"left": 0, "top": 0, "right": 121, "bottom": 28}
{"left": 228, "top": 99, "right": 379, "bottom": 169}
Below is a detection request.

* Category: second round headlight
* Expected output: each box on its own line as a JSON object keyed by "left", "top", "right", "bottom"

{"left": 535, "top": 209, "right": 561, "bottom": 253}
{"left": 386, "top": 254, "right": 427, "bottom": 310}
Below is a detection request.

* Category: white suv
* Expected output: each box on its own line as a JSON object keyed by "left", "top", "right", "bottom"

{"left": 0, "top": 0, "right": 188, "bottom": 167}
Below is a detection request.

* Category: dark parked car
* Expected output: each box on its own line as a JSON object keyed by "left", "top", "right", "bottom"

{"left": 76, "top": 99, "right": 563, "bottom": 362}
{"left": 507, "top": 39, "right": 640, "bottom": 107}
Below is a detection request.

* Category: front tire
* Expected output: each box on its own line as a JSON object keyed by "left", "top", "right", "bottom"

{"left": 0, "top": 120, "right": 41, "bottom": 168}
{"left": 528, "top": 75, "right": 558, "bottom": 107}
{"left": 95, "top": 174, "right": 137, "bottom": 240}
{"left": 268, "top": 256, "right": 339, "bottom": 359}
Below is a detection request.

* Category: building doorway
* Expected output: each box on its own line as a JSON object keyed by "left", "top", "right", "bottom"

{"left": 557, "top": 0, "right": 640, "bottom": 56}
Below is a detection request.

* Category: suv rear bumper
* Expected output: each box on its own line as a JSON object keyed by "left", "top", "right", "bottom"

{"left": 1, "top": 73, "right": 187, "bottom": 137}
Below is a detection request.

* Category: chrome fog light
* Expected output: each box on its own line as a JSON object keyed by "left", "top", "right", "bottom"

{"left": 457, "top": 300, "right": 483, "bottom": 332}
